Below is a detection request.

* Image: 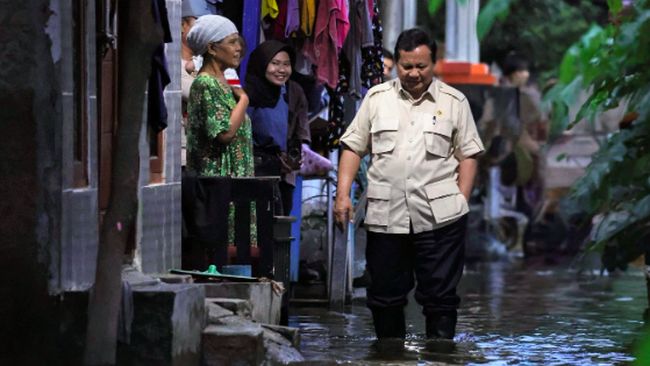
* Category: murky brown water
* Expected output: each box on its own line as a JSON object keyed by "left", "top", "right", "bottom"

{"left": 289, "top": 261, "right": 646, "bottom": 365}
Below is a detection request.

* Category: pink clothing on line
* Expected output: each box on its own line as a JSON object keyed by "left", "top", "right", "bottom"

{"left": 304, "top": 0, "right": 350, "bottom": 88}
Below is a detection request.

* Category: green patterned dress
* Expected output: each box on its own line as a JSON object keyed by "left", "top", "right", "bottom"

{"left": 187, "top": 74, "right": 256, "bottom": 245}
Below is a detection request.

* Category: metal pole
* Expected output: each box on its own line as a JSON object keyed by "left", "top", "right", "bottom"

{"left": 445, "top": 0, "right": 480, "bottom": 62}
{"left": 381, "top": 0, "right": 403, "bottom": 52}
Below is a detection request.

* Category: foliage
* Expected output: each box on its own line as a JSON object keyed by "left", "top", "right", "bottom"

{"left": 479, "top": 0, "right": 608, "bottom": 83}
{"left": 544, "top": 0, "right": 650, "bottom": 255}
{"left": 427, "top": 0, "right": 445, "bottom": 16}
{"left": 476, "top": 0, "right": 514, "bottom": 40}
{"left": 422, "top": 0, "right": 609, "bottom": 84}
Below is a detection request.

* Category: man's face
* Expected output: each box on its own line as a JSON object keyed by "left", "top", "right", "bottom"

{"left": 383, "top": 57, "right": 394, "bottom": 80}
{"left": 396, "top": 45, "right": 435, "bottom": 98}
{"left": 181, "top": 17, "right": 196, "bottom": 45}
{"left": 509, "top": 69, "right": 530, "bottom": 88}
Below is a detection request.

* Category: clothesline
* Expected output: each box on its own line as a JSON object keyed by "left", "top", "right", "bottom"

{"left": 260, "top": 0, "right": 385, "bottom": 149}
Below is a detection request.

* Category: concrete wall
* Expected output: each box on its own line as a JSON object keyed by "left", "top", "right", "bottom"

{"left": 136, "top": 0, "right": 183, "bottom": 274}
{"left": 57, "top": 0, "right": 100, "bottom": 292}
{"left": 2, "top": 0, "right": 183, "bottom": 295}
{"left": 0, "top": 0, "right": 63, "bottom": 360}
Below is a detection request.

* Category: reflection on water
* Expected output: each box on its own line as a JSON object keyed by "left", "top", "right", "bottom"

{"left": 289, "top": 262, "right": 646, "bottom": 365}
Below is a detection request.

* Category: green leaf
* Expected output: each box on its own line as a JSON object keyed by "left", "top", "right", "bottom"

{"left": 608, "top": 0, "right": 623, "bottom": 16}
{"left": 428, "top": 0, "right": 445, "bottom": 16}
{"left": 634, "top": 328, "right": 650, "bottom": 366}
{"left": 477, "top": 0, "right": 513, "bottom": 40}
{"left": 558, "top": 46, "right": 580, "bottom": 84}
{"left": 593, "top": 211, "right": 630, "bottom": 244}
{"left": 559, "top": 76, "right": 583, "bottom": 112}
{"left": 632, "top": 195, "right": 650, "bottom": 220}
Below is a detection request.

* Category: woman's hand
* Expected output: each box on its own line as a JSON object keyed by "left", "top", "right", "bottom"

{"left": 232, "top": 86, "right": 249, "bottom": 106}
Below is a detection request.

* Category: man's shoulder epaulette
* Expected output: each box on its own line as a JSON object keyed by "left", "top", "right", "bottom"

{"left": 438, "top": 81, "right": 467, "bottom": 102}
{"left": 366, "top": 81, "right": 393, "bottom": 97}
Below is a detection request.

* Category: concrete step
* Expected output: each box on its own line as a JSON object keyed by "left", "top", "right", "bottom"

{"left": 202, "top": 313, "right": 304, "bottom": 365}
{"left": 202, "top": 324, "right": 264, "bottom": 366}
{"left": 202, "top": 282, "right": 282, "bottom": 324}
{"left": 261, "top": 324, "right": 301, "bottom": 348}
{"left": 119, "top": 283, "right": 205, "bottom": 366}
{"left": 205, "top": 297, "right": 251, "bottom": 319}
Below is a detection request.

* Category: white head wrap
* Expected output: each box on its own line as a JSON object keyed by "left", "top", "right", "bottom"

{"left": 186, "top": 15, "right": 238, "bottom": 56}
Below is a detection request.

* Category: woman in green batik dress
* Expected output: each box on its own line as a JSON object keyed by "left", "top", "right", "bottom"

{"left": 186, "top": 14, "right": 256, "bottom": 245}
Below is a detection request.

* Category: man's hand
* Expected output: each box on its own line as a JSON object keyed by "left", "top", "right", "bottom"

{"left": 334, "top": 195, "right": 354, "bottom": 230}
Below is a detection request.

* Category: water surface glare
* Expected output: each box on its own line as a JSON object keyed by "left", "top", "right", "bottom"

{"left": 289, "top": 262, "right": 646, "bottom": 365}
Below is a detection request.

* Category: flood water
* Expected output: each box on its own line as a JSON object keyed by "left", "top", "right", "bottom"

{"left": 288, "top": 261, "right": 647, "bottom": 365}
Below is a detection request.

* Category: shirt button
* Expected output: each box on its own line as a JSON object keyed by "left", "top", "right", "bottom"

{"left": 411, "top": 121, "right": 415, "bottom": 125}
{"left": 409, "top": 138, "right": 413, "bottom": 143}
{"left": 407, "top": 156, "right": 411, "bottom": 160}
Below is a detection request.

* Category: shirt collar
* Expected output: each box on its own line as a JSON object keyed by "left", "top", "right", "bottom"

{"left": 395, "top": 78, "right": 438, "bottom": 103}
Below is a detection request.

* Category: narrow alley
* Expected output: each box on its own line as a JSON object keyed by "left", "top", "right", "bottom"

{"left": 290, "top": 261, "right": 645, "bottom": 364}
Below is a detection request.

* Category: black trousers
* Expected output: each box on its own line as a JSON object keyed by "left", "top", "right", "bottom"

{"left": 365, "top": 215, "right": 467, "bottom": 315}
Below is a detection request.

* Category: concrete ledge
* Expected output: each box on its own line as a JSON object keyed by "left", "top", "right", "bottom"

{"left": 262, "top": 324, "right": 301, "bottom": 348}
{"left": 206, "top": 298, "right": 251, "bottom": 319}
{"left": 202, "top": 324, "right": 264, "bottom": 366}
{"left": 202, "top": 282, "right": 281, "bottom": 324}
{"left": 120, "top": 283, "right": 205, "bottom": 366}
{"left": 156, "top": 273, "right": 193, "bottom": 284}
{"left": 205, "top": 300, "right": 234, "bottom": 324}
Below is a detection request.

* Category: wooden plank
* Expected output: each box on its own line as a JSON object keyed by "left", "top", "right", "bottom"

{"left": 329, "top": 224, "right": 348, "bottom": 311}
{"left": 234, "top": 200, "right": 251, "bottom": 264}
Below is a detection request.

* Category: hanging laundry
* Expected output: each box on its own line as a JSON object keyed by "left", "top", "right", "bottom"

{"left": 327, "top": 53, "right": 351, "bottom": 149}
{"left": 361, "top": 0, "right": 383, "bottom": 88}
{"left": 304, "top": 0, "right": 350, "bottom": 88}
{"left": 148, "top": 0, "right": 173, "bottom": 133}
{"left": 343, "top": 0, "right": 374, "bottom": 98}
{"left": 367, "top": 0, "right": 374, "bottom": 17}
{"left": 300, "top": 0, "right": 316, "bottom": 36}
{"left": 262, "top": 0, "right": 280, "bottom": 19}
{"left": 285, "top": 0, "right": 300, "bottom": 37}
{"left": 267, "top": 0, "right": 289, "bottom": 40}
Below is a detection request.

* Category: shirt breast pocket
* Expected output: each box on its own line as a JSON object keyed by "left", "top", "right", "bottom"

{"left": 423, "top": 120, "right": 453, "bottom": 158}
{"left": 370, "top": 118, "right": 399, "bottom": 154}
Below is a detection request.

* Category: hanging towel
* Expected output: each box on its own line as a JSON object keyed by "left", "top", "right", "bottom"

{"left": 304, "top": 0, "right": 349, "bottom": 88}
{"left": 262, "top": 0, "right": 280, "bottom": 19}
{"left": 285, "top": 0, "right": 300, "bottom": 37}
{"left": 300, "top": 0, "right": 316, "bottom": 36}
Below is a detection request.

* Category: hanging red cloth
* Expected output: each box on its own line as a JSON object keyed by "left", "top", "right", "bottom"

{"left": 304, "top": 0, "right": 350, "bottom": 88}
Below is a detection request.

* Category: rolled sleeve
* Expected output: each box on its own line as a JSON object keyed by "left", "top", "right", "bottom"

{"left": 340, "top": 94, "right": 372, "bottom": 156}
{"left": 454, "top": 98, "right": 485, "bottom": 160}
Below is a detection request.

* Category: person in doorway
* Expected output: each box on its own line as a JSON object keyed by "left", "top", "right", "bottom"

{"left": 500, "top": 52, "right": 546, "bottom": 147}
{"left": 186, "top": 14, "right": 256, "bottom": 243}
{"left": 180, "top": 0, "right": 210, "bottom": 168}
{"left": 335, "top": 28, "right": 484, "bottom": 340}
{"left": 244, "top": 40, "right": 310, "bottom": 216}
{"left": 500, "top": 52, "right": 547, "bottom": 255}
{"left": 382, "top": 48, "right": 395, "bottom": 80}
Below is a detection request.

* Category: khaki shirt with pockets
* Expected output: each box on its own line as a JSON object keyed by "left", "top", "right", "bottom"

{"left": 340, "top": 78, "right": 485, "bottom": 234}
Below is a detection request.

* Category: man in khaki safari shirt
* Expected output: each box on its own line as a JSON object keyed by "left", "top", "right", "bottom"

{"left": 335, "top": 29, "right": 484, "bottom": 341}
